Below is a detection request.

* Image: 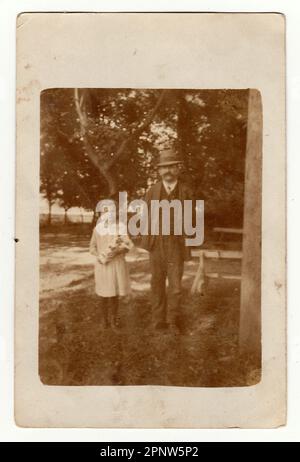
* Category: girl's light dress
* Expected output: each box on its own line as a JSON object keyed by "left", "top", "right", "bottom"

{"left": 89, "top": 222, "right": 133, "bottom": 297}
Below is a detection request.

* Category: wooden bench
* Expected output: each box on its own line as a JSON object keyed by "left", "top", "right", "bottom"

{"left": 191, "top": 227, "right": 243, "bottom": 295}
{"left": 213, "top": 227, "right": 243, "bottom": 242}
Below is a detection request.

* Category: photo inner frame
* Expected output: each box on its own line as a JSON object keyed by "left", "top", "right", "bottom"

{"left": 39, "top": 87, "right": 262, "bottom": 388}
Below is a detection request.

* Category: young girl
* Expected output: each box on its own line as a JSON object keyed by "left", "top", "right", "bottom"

{"left": 89, "top": 201, "right": 133, "bottom": 329}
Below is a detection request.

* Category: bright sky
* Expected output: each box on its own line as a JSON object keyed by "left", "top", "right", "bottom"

{"left": 39, "top": 197, "right": 93, "bottom": 215}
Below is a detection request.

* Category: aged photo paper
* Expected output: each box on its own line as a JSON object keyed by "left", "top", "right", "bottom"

{"left": 15, "top": 12, "right": 286, "bottom": 427}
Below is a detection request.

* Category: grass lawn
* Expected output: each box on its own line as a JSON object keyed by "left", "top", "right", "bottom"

{"left": 39, "top": 229, "right": 260, "bottom": 387}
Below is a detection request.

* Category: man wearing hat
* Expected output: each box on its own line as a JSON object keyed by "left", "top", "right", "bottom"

{"left": 140, "top": 148, "right": 195, "bottom": 333}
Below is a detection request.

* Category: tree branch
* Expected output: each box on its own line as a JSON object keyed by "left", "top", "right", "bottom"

{"left": 73, "top": 88, "right": 167, "bottom": 195}
{"left": 74, "top": 88, "right": 103, "bottom": 170}
{"left": 105, "top": 89, "right": 167, "bottom": 169}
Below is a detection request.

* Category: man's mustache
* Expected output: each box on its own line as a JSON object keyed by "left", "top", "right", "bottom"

{"left": 162, "top": 172, "right": 175, "bottom": 177}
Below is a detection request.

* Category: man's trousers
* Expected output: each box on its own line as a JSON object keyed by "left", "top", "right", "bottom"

{"left": 149, "top": 237, "right": 184, "bottom": 327}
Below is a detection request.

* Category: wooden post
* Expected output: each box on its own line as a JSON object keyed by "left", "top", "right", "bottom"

{"left": 239, "top": 89, "right": 262, "bottom": 364}
{"left": 191, "top": 251, "right": 205, "bottom": 295}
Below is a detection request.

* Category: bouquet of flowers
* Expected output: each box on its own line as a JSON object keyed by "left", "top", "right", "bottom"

{"left": 98, "top": 235, "right": 132, "bottom": 264}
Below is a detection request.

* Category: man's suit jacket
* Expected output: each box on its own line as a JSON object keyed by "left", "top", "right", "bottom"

{"left": 139, "top": 180, "right": 195, "bottom": 260}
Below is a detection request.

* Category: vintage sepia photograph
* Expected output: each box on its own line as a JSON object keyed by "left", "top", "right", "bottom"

{"left": 39, "top": 87, "right": 262, "bottom": 387}
{"left": 15, "top": 12, "right": 286, "bottom": 428}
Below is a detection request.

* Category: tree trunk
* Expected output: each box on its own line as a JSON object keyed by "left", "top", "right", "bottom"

{"left": 64, "top": 208, "right": 68, "bottom": 225}
{"left": 91, "top": 210, "right": 97, "bottom": 228}
{"left": 102, "top": 166, "right": 118, "bottom": 196}
{"left": 47, "top": 201, "right": 52, "bottom": 226}
{"left": 177, "top": 91, "right": 189, "bottom": 164}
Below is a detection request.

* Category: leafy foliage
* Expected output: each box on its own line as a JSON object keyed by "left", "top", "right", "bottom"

{"left": 40, "top": 88, "right": 248, "bottom": 226}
